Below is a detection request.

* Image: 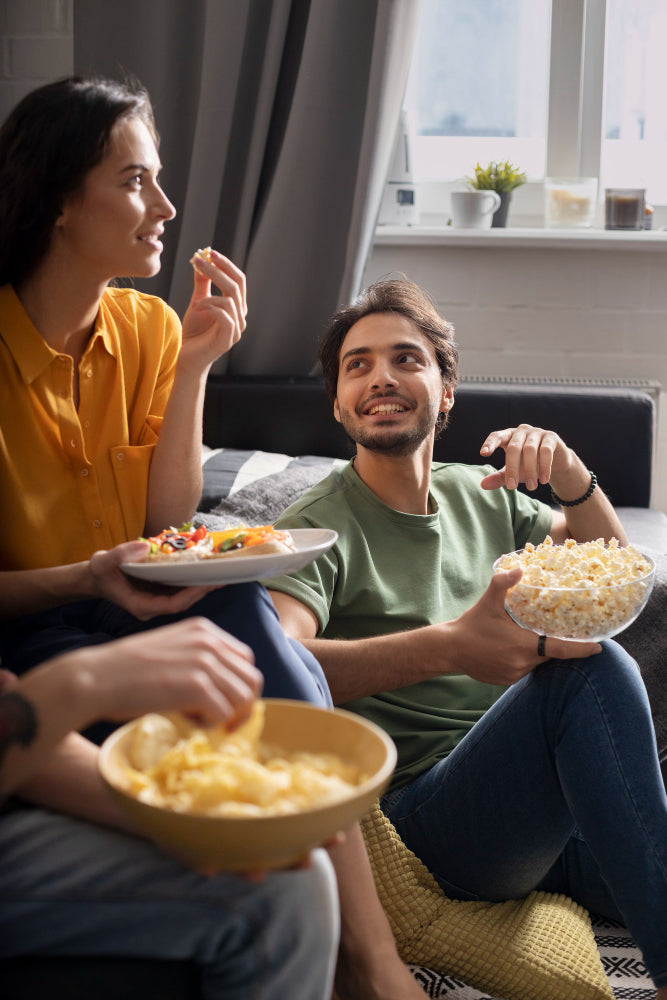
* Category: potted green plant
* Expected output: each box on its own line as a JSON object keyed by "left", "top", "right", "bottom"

{"left": 465, "top": 160, "right": 527, "bottom": 228}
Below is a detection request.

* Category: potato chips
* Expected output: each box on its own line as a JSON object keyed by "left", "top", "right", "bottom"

{"left": 123, "top": 703, "right": 366, "bottom": 817}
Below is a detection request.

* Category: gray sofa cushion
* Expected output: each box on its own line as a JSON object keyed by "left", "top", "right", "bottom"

{"left": 616, "top": 507, "right": 667, "bottom": 554}
{"left": 616, "top": 547, "right": 667, "bottom": 762}
{"left": 200, "top": 449, "right": 344, "bottom": 527}
{"left": 199, "top": 448, "right": 344, "bottom": 518}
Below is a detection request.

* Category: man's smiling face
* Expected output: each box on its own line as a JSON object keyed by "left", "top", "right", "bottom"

{"left": 333, "top": 312, "right": 453, "bottom": 456}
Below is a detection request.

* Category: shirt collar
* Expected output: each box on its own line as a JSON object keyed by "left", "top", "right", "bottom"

{"left": 93, "top": 290, "right": 120, "bottom": 360}
{"left": 0, "top": 285, "right": 117, "bottom": 382}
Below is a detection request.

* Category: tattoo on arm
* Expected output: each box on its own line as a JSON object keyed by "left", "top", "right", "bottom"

{"left": 0, "top": 692, "right": 38, "bottom": 769}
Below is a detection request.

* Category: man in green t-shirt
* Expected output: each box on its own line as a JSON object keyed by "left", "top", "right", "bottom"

{"left": 265, "top": 278, "right": 667, "bottom": 990}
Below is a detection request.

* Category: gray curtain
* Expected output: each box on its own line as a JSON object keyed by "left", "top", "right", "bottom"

{"left": 73, "top": 0, "right": 419, "bottom": 374}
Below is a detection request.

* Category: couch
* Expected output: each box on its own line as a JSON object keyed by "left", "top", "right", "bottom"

{"left": 5, "top": 375, "right": 664, "bottom": 999}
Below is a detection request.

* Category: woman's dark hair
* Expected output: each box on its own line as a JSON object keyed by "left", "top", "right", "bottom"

{"left": 318, "top": 277, "right": 459, "bottom": 434}
{"left": 0, "top": 75, "right": 157, "bottom": 287}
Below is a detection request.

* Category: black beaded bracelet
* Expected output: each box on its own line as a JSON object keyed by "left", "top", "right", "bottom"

{"left": 550, "top": 471, "right": 597, "bottom": 508}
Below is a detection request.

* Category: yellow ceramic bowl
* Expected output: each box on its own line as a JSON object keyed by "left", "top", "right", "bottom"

{"left": 99, "top": 699, "right": 396, "bottom": 872}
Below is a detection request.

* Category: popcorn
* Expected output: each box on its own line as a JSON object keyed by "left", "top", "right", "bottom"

{"left": 494, "top": 536, "right": 654, "bottom": 640}
{"left": 190, "top": 246, "right": 213, "bottom": 266}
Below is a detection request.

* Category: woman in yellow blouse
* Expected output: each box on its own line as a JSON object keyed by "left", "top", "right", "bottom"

{"left": 0, "top": 76, "right": 328, "bottom": 711}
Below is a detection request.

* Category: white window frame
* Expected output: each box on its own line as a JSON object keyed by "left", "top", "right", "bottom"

{"left": 547, "top": 0, "right": 606, "bottom": 180}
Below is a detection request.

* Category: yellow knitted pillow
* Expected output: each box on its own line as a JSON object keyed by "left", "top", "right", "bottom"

{"left": 360, "top": 802, "right": 613, "bottom": 1000}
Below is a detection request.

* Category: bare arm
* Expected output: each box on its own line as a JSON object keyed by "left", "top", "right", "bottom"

{"left": 0, "top": 559, "right": 95, "bottom": 620}
{"left": 479, "top": 424, "right": 627, "bottom": 545}
{"left": 0, "top": 540, "right": 216, "bottom": 622}
{"left": 17, "top": 732, "right": 138, "bottom": 833}
{"left": 145, "top": 364, "right": 208, "bottom": 532}
{"left": 269, "top": 573, "right": 600, "bottom": 704}
{"left": 145, "top": 250, "right": 247, "bottom": 534}
{"left": 0, "top": 617, "right": 262, "bottom": 800}
{"left": 269, "top": 589, "right": 444, "bottom": 702}
{"left": 542, "top": 473, "right": 626, "bottom": 546}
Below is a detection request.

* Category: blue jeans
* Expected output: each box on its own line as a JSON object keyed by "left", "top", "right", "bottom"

{"left": 0, "top": 808, "right": 339, "bottom": 1000}
{"left": 383, "top": 642, "right": 667, "bottom": 987}
{"left": 0, "top": 583, "right": 331, "bottom": 742}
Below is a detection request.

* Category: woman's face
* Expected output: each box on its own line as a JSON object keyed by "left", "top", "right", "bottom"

{"left": 55, "top": 115, "right": 176, "bottom": 283}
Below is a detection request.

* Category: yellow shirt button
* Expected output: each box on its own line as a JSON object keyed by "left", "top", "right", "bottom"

{"left": 116, "top": 452, "right": 125, "bottom": 461}
{"left": 80, "top": 468, "right": 89, "bottom": 477}
{"left": 93, "top": 519, "right": 102, "bottom": 528}
{"left": 70, "top": 439, "right": 77, "bottom": 448}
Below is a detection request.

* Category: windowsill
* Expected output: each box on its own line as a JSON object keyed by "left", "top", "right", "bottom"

{"left": 374, "top": 225, "right": 667, "bottom": 251}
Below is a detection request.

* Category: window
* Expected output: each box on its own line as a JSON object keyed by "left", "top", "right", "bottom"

{"left": 602, "top": 0, "right": 667, "bottom": 200}
{"left": 405, "top": 0, "right": 551, "bottom": 182}
{"left": 406, "top": 0, "right": 667, "bottom": 206}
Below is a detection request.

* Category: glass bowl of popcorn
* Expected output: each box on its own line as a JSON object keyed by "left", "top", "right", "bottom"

{"left": 493, "top": 537, "right": 655, "bottom": 641}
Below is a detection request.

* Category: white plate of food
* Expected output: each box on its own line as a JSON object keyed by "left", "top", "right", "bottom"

{"left": 121, "top": 527, "right": 337, "bottom": 587}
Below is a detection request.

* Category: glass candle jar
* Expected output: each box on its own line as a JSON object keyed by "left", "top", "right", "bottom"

{"left": 544, "top": 177, "right": 598, "bottom": 228}
{"left": 604, "top": 188, "right": 645, "bottom": 230}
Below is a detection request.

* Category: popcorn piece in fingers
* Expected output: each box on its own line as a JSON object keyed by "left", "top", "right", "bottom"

{"left": 190, "top": 245, "right": 213, "bottom": 266}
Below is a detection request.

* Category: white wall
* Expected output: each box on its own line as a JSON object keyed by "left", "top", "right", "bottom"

{"left": 363, "top": 236, "right": 667, "bottom": 513}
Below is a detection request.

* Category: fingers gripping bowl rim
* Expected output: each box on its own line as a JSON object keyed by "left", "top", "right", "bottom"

{"left": 493, "top": 545, "right": 656, "bottom": 642}
{"left": 99, "top": 699, "right": 397, "bottom": 872}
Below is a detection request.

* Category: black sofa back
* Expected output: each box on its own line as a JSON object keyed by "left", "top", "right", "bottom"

{"left": 203, "top": 375, "right": 655, "bottom": 509}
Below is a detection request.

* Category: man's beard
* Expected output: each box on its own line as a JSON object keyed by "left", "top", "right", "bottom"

{"left": 337, "top": 400, "right": 439, "bottom": 457}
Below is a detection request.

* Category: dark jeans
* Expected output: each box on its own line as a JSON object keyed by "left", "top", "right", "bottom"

{"left": 384, "top": 642, "right": 667, "bottom": 986}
